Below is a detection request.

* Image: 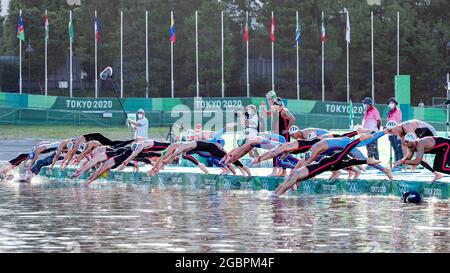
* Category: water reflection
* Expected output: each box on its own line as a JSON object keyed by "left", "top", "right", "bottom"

{"left": 0, "top": 181, "right": 448, "bottom": 252}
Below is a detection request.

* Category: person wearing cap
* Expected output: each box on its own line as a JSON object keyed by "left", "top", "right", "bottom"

{"left": 128, "top": 109, "right": 149, "bottom": 140}
{"left": 361, "top": 97, "right": 381, "bottom": 160}
{"left": 386, "top": 97, "right": 404, "bottom": 165}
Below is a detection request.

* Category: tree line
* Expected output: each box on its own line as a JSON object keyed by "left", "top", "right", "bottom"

{"left": 0, "top": 0, "right": 449, "bottom": 105}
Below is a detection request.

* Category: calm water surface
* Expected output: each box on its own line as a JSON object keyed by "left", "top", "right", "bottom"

{"left": 0, "top": 179, "right": 449, "bottom": 253}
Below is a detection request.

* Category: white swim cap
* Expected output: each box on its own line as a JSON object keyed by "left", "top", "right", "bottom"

{"left": 386, "top": 120, "right": 397, "bottom": 129}
{"left": 131, "top": 143, "right": 141, "bottom": 152}
{"left": 307, "top": 132, "right": 318, "bottom": 140}
{"left": 66, "top": 141, "right": 74, "bottom": 151}
{"left": 404, "top": 133, "right": 417, "bottom": 143}
{"left": 186, "top": 129, "right": 196, "bottom": 137}
{"left": 289, "top": 125, "right": 300, "bottom": 135}
{"left": 237, "top": 131, "right": 249, "bottom": 147}
{"left": 78, "top": 143, "right": 86, "bottom": 153}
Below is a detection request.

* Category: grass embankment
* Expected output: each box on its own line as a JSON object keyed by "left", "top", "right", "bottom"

{"left": 0, "top": 125, "right": 169, "bottom": 141}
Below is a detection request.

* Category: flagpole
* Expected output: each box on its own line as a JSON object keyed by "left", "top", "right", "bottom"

{"left": 171, "top": 11, "right": 174, "bottom": 99}
{"left": 346, "top": 10, "right": 350, "bottom": 103}
{"left": 321, "top": 11, "right": 325, "bottom": 102}
{"left": 397, "top": 11, "right": 399, "bottom": 76}
{"left": 371, "top": 11, "right": 375, "bottom": 101}
{"left": 195, "top": 10, "right": 199, "bottom": 98}
{"left": 45, "top": 10, "right": 48, "bottom": 96}
{"left": 120, "top": 10, "right": 123, "bottom": 98}
{"left": 296, "top": 11, "right": 299, "bottom": 100}
{"left": 221, "top": 10, "right": 224, "bottom": 98}
{"left": 70, "top": 10, "right": 73, "bottom": 98}
{"left": 246, "top": 11, "right": 249, "bottom": 98}
{"left": 146, "top": 10, "right": 149, "bottom": 99}
{"left": 95, "top": 10, "right": 98, "bottom": 98}
{"left": 271, "top": 11, "right": 274, "bottom": 92}
{"left": 19, "top": 9, "right": 22, "bottom": 94}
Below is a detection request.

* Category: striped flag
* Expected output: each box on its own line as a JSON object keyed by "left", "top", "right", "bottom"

{"left": 295, "top": 17, "right": 301, "bottom": 43}
{"left": 321, "top": 13, "right": 326, "bottom": 44}
{"left": 94, "top": 15, "right": 99, "bottom": 42}
{"left": 270, "top": 13, "right": 275, "bottom": 43}
{"left": 344, "top": 8, "right": 350, "bottom": 44}
{"left": 170, "top": 13, "right": 176, "bottom": 44}
{"left": 243, "top": 16, "right": 249, "bottom": 43}
{"left": 17, "top": 15, "right": 25, "bottom": 42}
{"left": 44, "top": 15, "right": 49, "bottom": 42}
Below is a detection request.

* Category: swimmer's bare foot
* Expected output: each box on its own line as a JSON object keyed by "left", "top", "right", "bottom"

{"left": 277, "top": 169, "right": 287, "bottom": 177}
{"left": 382, "top": 168, "right": 393, "bottom": 181}
{"left": 367, "top": 158, "right": 381, "bottom": 165}
{"left": 347, "top": 170, "right": 355, "bottom": 180}
{"left": 432, "top": 172, "right": 443, "bottom": 182}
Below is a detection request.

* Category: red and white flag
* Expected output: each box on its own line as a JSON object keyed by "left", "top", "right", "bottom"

{"left": 270, "top": 13, "right": 275, "bottom": 43}
{"left": 344, "top": 8, "right": 350, "bottom": 44}
{"left": 321, "top": 12, "right": 326, "bottom": 44}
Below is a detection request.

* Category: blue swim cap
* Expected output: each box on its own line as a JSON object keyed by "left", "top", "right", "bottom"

{"left": 402, "top": 191, "right": 421, "bottom": 204}
{"left": 217, "top": 139, "right": 225, "bottom": 147}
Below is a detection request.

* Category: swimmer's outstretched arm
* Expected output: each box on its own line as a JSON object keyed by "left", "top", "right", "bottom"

{"left": 254, "top": 142, "right": 296, "bottom": 164}
{"left": 274, "top": 167, "right": 309, "bottom": 196}
{"left": 48, "top": 142, "right": 67, "bottom": 175}
{"left": 227, "top": 144, "right": 253, "bottom": 163}
{"left": 118, "top": 146, "right": 145, "bottom": 170}
{"left": 83, "top": 160, "right": 114, "bottom": 186}
{"left": 394, "top": 146, "right": 414, "bottom": 167}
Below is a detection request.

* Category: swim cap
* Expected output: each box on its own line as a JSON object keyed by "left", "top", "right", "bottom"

{"left": 28, "top": 147, "right": 36, "bottom": 160}
{"left": 216, "top": 138, "right": 225, "bottom": 147}
{"left": 404, "top": 133, "right": 417, "bottom": 143}
{"left": 289, "top": 126, "right": 300, "bottom": 135}
{"left": 307, "top": 132, "right": 318, "bottom": 140}
{"left": 131, "top": 143, "right": 142, "bottom": 152}
{"left": 237, "top": 132, "right": 248, "bottom": 147}
{"left": 78, "top": 143, "right": 86, "bottom": 153}
{"left": 386, "top": 120, "right": 397, "bottom": 129}
{"left": 273, "top": 97, "right": 284, "bottom": 106}
{"left": 401, "top": 191, "right": 421, "bottom": 204}
{"left": 266, "top": 90, "right": 277, "bottom": 99}
{"left": 66, "top": 141, "right": 74, "bottom": 151}
{"left": 186, "top": 129, "right": 196, "bottom": 137}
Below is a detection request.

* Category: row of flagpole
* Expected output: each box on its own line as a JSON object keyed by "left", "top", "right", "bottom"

{"left": 16, "top": 9, "right": 401, "bottom": 101}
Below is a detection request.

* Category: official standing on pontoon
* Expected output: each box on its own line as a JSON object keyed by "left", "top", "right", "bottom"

{"left": 128, "top": 109, "right": 149, "bottom": 140}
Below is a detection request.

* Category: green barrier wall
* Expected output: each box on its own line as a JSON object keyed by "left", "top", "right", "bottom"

{"left": 0, "top": 92, "right": 446, "bottom": 130}
{"left": 41, "top": 166, "right": 450, "bottom": 199}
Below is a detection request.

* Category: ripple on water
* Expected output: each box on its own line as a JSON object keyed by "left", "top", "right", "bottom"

{"left": 0, "top": 181, "right": 449, "bottom": 252}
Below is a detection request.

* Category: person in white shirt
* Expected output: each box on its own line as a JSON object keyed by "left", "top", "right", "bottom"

{"left": 128, "top": 109, "right": 149, "bottom": 140}
{"left": 242, "top": 105, "right": 259, "bottom": 136}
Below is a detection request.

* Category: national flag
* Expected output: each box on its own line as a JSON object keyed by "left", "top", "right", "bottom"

{"left": 270, "top": 14, "right": 275, "bottom": 43}
{"left": 295, "top": 17, "right": 301, "bottom": 43}
{"left": 344, "top": 8, "right": 350, "bottom": 44}
{"left": 170, "top": 13, "right": 176, "bottom": 44}
{"left": 69, "top": 15, "right": 75, "bottom": 43}
{"left": 94, "top": 15, "right": 100, "bottom": 42}
{"left": 44, "top": 15, "right": 49, "bottom": 42}
{"left": 321, "top": 13, "right": 326, "bottom": 44}
{"left": 17, "top": 15, "right": 25, "bottom": 42}
{"left": 243, "top": 16, "right": 249, "bottom": 43}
